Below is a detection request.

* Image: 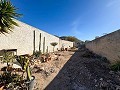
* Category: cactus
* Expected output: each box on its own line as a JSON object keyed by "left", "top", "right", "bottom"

{"left": 33, "top": 30, "right": 35, "bottom": 54}
{"left": 39, "top": 33, "right": 41, "bottom": 52}
{"left": 16, "top": 56, "right": 32, "bottom": 81}
{"left": 46, "top": 46, "right": 48, "bottom": 53}
{"left": 27, "top": 65, "right": 32, "bottom": 81}
{"left": 43, "top": 37, "right": 45, "bottom": 53}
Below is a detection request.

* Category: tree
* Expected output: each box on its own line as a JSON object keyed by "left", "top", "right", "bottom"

{"left": 50, "top": 42, "right": 58, "bottom": 52}
{"left": 0, "top": 0, "right": 21, "bottom": 34}
{"left": 60, "top": 36, "right": 80, "bottom": 42}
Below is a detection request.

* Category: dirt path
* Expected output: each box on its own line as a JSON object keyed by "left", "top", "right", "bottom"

{"left": 33, "top": 51, "right": 75, "bottom": 90}
{"left": 33, "top": 48, "right": 120, "bottom": 90}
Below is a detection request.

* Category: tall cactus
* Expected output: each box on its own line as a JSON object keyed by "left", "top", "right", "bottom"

{"left": 46, "top": 46, "right": 48, "bottom": 53}
{"left": 33, "top": 30, "right": 35, "bottom": 54}
{"left": 39, "top": 33, "right": 41, "bottom": 52}
{"left": 43, "top": 37, "right": 45, "bottom": 53}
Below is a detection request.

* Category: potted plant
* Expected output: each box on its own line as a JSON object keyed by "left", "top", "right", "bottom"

{"left": 16, "top": 55, "right": 35, "bottom": 90}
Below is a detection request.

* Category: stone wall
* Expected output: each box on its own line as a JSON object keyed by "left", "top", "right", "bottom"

{"left": 86, "top": 30, "right": 120, "bottom": 63}
{"left": 0, "top": 20, "right": 73, "bottom": 55}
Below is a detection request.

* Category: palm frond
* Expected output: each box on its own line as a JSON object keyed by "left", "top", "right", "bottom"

{"left": 0, "top": 0, "right": 21, "bottom": 34}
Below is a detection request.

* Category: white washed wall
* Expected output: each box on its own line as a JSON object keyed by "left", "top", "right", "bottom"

{"left": 0, "top": 20, "right": 73, "bottom": 55}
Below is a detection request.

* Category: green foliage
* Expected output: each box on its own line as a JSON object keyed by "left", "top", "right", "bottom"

{"left": 0, "top": 72, "right": 27, "bottom": 89}
{"left": 51, "top": 42, "right": 58, "bottom": 52}
{"left": 110, "top": 61, "right": 120, "bottom": 71}
{"left": 70, "top": 47, "right": 76, "bottom": 50}
{"left": 33, "top": 50, "right": 41, "bottom": 58}
{"left": 0, "top": 72, "right": 21, "bottom": 83}
{"left": 50, "top": 42, "right": 58, "bottom": 47}
{"left": 0, "top": 0, "right": 21, "bottom": 34}
{"left": 16, "top": 55, "right": 32, "bottom": 81}
{"left": 16, "top": 55, "right": 29, "bottom": 70}
{"left": 60, "top": 36, "right": 80, "bottom": 42}
{"left": 3, "top": 52, "right": 15, "bottom": 64}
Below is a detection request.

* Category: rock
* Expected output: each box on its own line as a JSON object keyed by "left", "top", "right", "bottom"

{"left": 116, "top": 85, "right": 120, "bottom": 90}
{"left": 100, "top": 78, "right": 103, "bottom": 81}
{"left": 49, "top": 67, "right": 55, "bottom": 73}
{"left": 45, "top": 71, "right": 50, "bottom": 77}
{"left": 100, "top": 81, "right": 109, "bottom": 89}
{"left": 41, "top": 67, "right": 45, "bottom": 70}
{"left": 71, "top": 82, "right": 88, "bottom": 90}
{"left": 107, "top": 80, "right": 111, "bottom": 83}
{"left": 109, "top": 71, "right": 114, "bottom": 74}
{"left": 117, "top": 71, "right": 120, "bottom": 76}
{"left": 95, "top": 85, "right": 98, "bottom": 87}
{"left": 94, "top": 79, "right": 97, "bottom": 83}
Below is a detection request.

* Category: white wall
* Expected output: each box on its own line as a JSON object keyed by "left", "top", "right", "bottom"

{"left": 0, "top": 20, "right": 73, "bottom": 55}
{"left": 86, "top": 30, "right": 120, "bottom": 63}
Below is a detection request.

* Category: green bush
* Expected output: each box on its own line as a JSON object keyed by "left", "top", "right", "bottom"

{"left": 33, "top": 50, "right": 41, "bottom": 58}
{"left": 110, "top": 61, "right": 120, "bottom": 71}
{"left": 70, "top": 47, "right": 76, "bottom": 49}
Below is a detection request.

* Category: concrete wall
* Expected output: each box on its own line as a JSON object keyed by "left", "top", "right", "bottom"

{"left": 0, "top": 20, "right": 73, "bottom": 55}
{"left": 59, "top": 39, "right": 73, "bottom": 49}
{"left": 86, "top": 30, "right": 120, "bottom": 63}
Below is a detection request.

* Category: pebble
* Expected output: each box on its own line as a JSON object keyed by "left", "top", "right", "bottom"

{"left": 116, "top": 85, "right": 120, "bottom": 90}
{"left": 100, "top": 81, "right": 108, "bottom": 88}
{"left": 109, "top": 71, "right": 114, "bottom": 74}
{"left": 95, "top": 85, "right": 98, "bottom": 87}
{"left": 41, "top": 67, "right": 44, "bottom": 70}
{"left": 94, "top": 79, "right": 97, "bottom": 83}
{"left": 100, "top": 78, "right": 103, "bottom": 81}
{"left": 117, "top": 71, "right": 120, "bottom": 76}
{"left": 106, "top": 80, "right": 111, "bottom": 83}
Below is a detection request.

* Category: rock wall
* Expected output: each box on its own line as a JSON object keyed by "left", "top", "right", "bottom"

{"left": 86, "top": 30, "right": 120, "bottom": 63}
{"left": 0, "top": 20, "right": 73, "bottom": 55}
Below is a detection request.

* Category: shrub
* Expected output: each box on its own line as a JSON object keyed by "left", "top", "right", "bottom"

{"left": 70, "top": 47, "right": 76, "bottom": 50}
{"left": 33, "top": 50, "right": 41, "bottom": 58}
{"left": 50, "top": 42, "right": 58, "bottom": 52}
{"left": 110, "top": 61, "right": 120, "bottom": 71}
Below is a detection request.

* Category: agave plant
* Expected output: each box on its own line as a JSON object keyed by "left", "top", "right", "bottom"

{"left": 0, "top": 0, "right": 21, "bottom": 34}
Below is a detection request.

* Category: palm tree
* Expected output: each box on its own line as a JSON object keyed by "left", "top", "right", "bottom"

{"left": 0, "top": 0, "right": 21, "bottom": 34}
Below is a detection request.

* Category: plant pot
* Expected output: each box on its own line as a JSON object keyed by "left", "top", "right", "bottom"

{"left": 26, "top": 76, "right": 35, "bottom": 90}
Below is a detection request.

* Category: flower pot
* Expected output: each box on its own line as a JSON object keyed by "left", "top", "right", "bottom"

{"left": 26, "top": 76, "right": 35, "bottom": 90}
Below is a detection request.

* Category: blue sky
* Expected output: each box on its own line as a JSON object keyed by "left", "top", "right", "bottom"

{"left": 11, "top": 0, "right": 120, "bottom": 41}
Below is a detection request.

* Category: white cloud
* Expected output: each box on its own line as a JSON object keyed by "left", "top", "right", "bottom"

{"left": 106, "top": 0, "right": 120, "bottom": 7}
{"left": 71, "top": 18, "right": 82, "bottom": 36}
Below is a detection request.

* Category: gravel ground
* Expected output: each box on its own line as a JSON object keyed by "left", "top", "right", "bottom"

{"left": 36, "top": 48, "right": 120, "bottom": 90}
{"left": 0, "top": 48, "right": 120, "bottom": 90}
{"left": 32, "top": 51, "right": 74, "bottom": 90}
